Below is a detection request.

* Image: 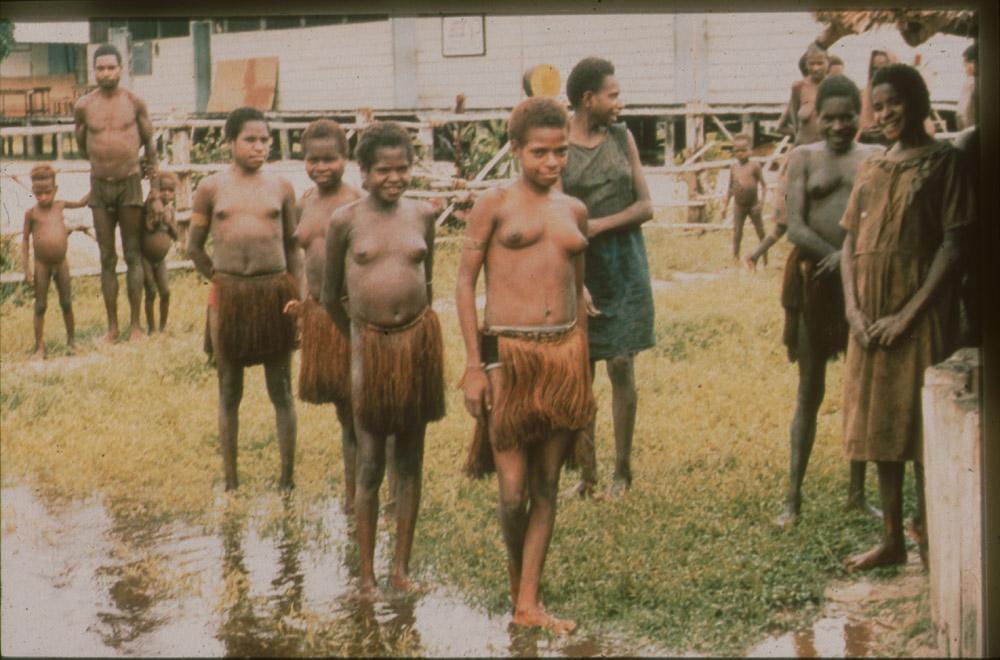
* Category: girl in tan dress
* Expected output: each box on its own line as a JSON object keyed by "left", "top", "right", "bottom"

{"left": 840, "top": 64, "right": 974, "bottom": 571}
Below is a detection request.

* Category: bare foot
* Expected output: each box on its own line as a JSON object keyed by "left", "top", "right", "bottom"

{"left": 66, "top": 342, "right": 77, "bottom": 355}
{"left": 103, "top": 328, "right": 119, "bottom": 344}
{"left": 563, "top": 480, "right": 596, "bottom": 500}
{"left": 127, "top": 326, "right": 145, "bottom": 341}
{"left": 607, "top": 478, "right": 630, "bottom": 499}
{"left": 843, "top": 543, "right": 906, "bottom": 572}
{"left": 774, "top": 507, "right": 798, "bottom": 528}
{"left": 358, "top": 579, "right": 383, "bottom": 601}
{"left": 743, "top": 256, "right": 756, "bottom": 272}
{"left": 390, "top": 573, "right": 427, "bottom": 594}
{"left": 30, "top": 348, "right": 46, "bottom": 361}
{"left": 512, "top": 606, "right": 576, "bottom": 635}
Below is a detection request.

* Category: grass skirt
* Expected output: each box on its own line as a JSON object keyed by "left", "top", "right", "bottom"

{"left": 354, "top": 308, "right": 445, "bottom": 436}
{"left": 463, "top": 322, "right": 596, "bottom": 479}
{"left": 208, "top": 272, "right": 298, "bottom": 367}
{"left": 298, "top": 295, "right": 351, "bottom": 406}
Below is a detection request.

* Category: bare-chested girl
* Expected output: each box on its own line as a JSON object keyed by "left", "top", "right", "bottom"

{"left": 774, "top": 75, "right": 881, "bottom": 527}
{"left": 187, "top": 107, "right": 302, "bottom": 491}
{"left": 282, "top": 119, "right": 361, "bottom": 514}
{"left": 457, "top": 97, "right": 595, "bottom": 634}
{"left": 74, "top": 43, "right": 161, "bottom": 342}
{"left": 21, "top": 164, "right": 91, "bottom": 359}
{"left": 322, "top": 122, "right": 444, "bottom": 596}
{"left": 722, "top": 134, "right": 767, "bottom": 261}
{"left": 140, "top": 172, "right": 179, "bottom": 333}
{"left": 746, "top": 43, "right": 830, "bottom": 271}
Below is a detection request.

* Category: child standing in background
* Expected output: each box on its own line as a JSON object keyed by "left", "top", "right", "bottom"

{"left": 21, "top": 164, "right": 92, "bottom": 359}
{"left": 722, "top": 134, "right": 767, "bottom": 262}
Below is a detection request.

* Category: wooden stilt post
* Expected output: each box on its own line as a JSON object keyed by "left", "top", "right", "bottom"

{"left": 171, "top": 127, "right": 193, "bottom": 253}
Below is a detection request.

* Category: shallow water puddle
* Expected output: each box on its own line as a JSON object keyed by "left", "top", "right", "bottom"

{"left": 2, "top": 485, "right": 660, "bottom": 657}
{"left": 745, "top": 616, "right": 875, "bottom": 658}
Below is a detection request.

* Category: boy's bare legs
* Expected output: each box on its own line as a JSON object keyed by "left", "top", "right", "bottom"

{"left": 31, "top": 261, "right": 53, "bottom": 359}
{"left": 211, "top": 306, "right": 243, "bottom": 491}
{"left": 335, "top": 404, "right": 358, "bottom": 515}
{"left": 153, "top": 259, "right": 170, "bottom": 331}
{"left": 606, "top": 354, "right": 636, "bottom": 496}
{"left": 733, "top": 206, "right": 748, "bottom": 260}
{"left": 142, "top": 258, "right": 157, "bottom": 332}
{"left": 354, "top": 422, "right": 387, "bottom": 597}
{"left": 264, "top": 353, "right": 296, "bottom": 490}
{"left": 118, "top": 206, "right": 145, "bottom": 340}
{"left": 390, "top": 422, "right": 426, "bottom": 592}
{"left": 53, "top": 259, "right": 75, "bottom": 351}
{"left": 844, "top": 460, "right": 907, "bottom": 571}
{"left": 777, "top": 314, "right": 825, "bottom": 527}
{"left": 512, "top": 430, "right": 575, "bottom": 634}
{"left": 92, "top": 207, "right": 120, "bottom": 342}
{"left": 749, "top": 205, "right": 766, "bottom": 243}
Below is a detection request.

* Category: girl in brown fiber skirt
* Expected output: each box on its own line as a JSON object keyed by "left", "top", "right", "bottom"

{"left": 456, "top": 97, "right": 595, "bottom": 636}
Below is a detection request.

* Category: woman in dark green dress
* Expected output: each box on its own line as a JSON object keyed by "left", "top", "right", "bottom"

{"left": 562, "top": 57, "right": 655, "bottom": 498}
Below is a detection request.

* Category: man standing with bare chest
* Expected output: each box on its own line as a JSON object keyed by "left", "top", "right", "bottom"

{"left": 74, "top": 43, "right": 160, "bottom": 342}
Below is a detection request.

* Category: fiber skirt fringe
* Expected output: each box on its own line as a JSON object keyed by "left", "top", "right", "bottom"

{"left": 298, "top": 295, "right": 351, "bottom": 405}
{"left": 463, "top": 323, "right": 596, "bottom": 479}
{"left": 354, "top": 308, "right": 445, "bottom": 436}
{"left": 209, "top": 271, "right": 298, "bottom": 367}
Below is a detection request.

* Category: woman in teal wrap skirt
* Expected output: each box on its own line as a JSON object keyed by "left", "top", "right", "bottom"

{"left": 561, "top": 57, "right": 655, "bottom": 498}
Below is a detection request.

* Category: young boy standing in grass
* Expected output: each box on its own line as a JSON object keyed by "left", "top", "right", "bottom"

{"left": 722, "top": 134, "right": 767, "bottom": 262}
{"left": 140, "top": 171, "right": 180, "bottom": 333}
{"left": 457, "top": 97, "right": 594, "bottom": 634}
{"left": 21, "top": 164, "right": 91, "bottom": 359}
{"left": 284, "top": 119, "right": 361, "bottom": 514}
{"left": 187, "top": 106, "right": 302, "bottom": 491}
{"left": 322, "top": 122, "right": 444, "bottom": 596}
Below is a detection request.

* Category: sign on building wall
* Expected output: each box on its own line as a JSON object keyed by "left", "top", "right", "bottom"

{"left": 441, "top": 16, "right": 485, "bottom": 57}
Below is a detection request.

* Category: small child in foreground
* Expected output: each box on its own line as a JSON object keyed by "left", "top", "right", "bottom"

{"left": 21, "top": 164, "right": 91, "bottom": 359}
{"left": 140, "top": 171, "right": 180, "bottom": 333}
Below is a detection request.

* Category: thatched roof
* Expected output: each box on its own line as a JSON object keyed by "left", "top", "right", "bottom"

{"left": 814, "top": 9, "right": 977, "bottom": 47}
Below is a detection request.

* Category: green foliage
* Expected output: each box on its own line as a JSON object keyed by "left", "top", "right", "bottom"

{"left": 0, "top": 19, "right": 14, "bottom": 62}
{"left": 438, "top": 120, "right": 516, "bottom": 181}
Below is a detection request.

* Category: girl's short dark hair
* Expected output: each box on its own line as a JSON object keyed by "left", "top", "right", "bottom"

{"left": 566, "top": 57, "right": 615, "bottom": 109}
{"left": 301, "top": 119, "right": 348, "bottom": 157}
{"left": 871, "top": 63, "right": 931, "bottom": 124}
{"left": 355, "top": 121, "right": 413, "bottom": 171}
{"left": 508, "top": 97, "right": 568, "bottom": 145}
{"left": 224, "top": 107, "right": 268, "bottom": 142}
{"left": 816, "top": 74, "right": 862, "bottom": 114}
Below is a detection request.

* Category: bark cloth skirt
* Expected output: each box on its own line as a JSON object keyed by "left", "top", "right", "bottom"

{"left": 463, "top": 321, "right": 597, "bottom": 478}
{"left": 353, "top": 307, "right": 446, "bottom": 437}
{"left": 205, "top": 271, "right": 298, "bottom": 367}
{"left": 298, "top": 295, "right": 351, "bottom": 406}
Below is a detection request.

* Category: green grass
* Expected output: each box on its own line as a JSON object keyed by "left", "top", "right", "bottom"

{"left": 0, "top": 231, "right": 918, "bottom": 655}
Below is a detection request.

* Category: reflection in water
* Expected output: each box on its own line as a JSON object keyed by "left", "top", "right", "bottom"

{"left": 2, "top": 486, "right": 671, "bottom": 657}
{"left": 217, "top": 498, "right": 305, "bottom": 657}
{"left": 94, "top": 506, "right": 169, "bottom": 649}
{"left": 746, "top": 616, "right": 875, "bottom": 658}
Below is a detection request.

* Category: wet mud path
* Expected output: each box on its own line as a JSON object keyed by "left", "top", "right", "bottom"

{"left": 1, "top": 485, "right": 664, "bottom": 657}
